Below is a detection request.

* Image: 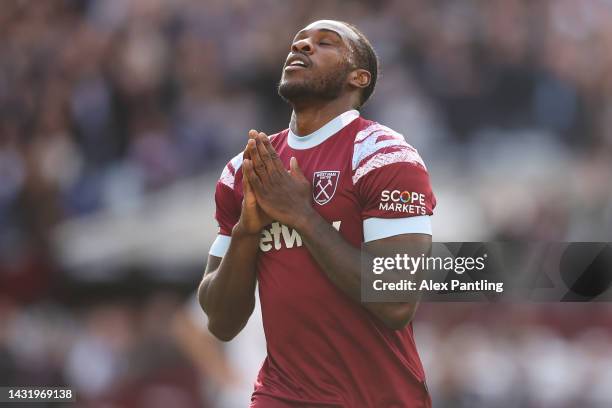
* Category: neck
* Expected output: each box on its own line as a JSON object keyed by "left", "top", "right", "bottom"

{"left": 289, "top": 97, "right": 357, "bottom": 136}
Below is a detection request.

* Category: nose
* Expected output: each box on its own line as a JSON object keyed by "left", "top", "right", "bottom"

{"left": 291, "top": 38, "right": 313, "bottom": 54}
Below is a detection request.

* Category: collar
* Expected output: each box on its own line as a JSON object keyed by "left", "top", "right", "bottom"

{"left": 287, "top": 110, "right": 360, "bottom": 150}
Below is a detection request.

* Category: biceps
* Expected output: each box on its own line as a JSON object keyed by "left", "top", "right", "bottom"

{"left": 365, "top": 233, "right": 432, "bottom": 255}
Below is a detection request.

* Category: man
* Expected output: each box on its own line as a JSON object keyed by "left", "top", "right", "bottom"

{"left": 199, "top": 20, "right": 435, "bottom": 407}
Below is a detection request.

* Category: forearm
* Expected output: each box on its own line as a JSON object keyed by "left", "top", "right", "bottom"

{"left": 296, "top": 212, "right": 415, "bottom": 328}
{"left": 296, "top": 212, "right": 363, "bottom": 300}
{"left": 198, "top": 226, "right": 260, "bottom": 340}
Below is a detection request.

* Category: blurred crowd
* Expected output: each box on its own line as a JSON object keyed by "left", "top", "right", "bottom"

{"left": 418, "top": 304, "right": 612, "bottom": 408}
{"left": 2, "top": 296, "right": 612, "bottom": 408}
{"left": 0, "top": 293, "right": 212, "bottom": 407}
{"left": 1, "top": 0, "right": 612, "bottom": 407}
{"left": 2, "top": 0, "right": 612, "bottom": 262}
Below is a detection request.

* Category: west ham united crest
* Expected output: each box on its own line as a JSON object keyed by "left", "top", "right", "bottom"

{"left": 313, "top": 171, "right": 340, "bottom": 205}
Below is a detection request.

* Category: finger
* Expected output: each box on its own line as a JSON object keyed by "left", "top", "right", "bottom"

{"left": 245, "top": 129, "right": 258, "bottom": 160}
{"left": 242, "top": 159, "right": 264, "bottom": 193}
{"left": 243, "top": 142, "right": 251, "bottom": 160}
{"left": 242, "top": 167, "right": 251, "bottom": 193}
{"left": 247, "top": 138, "right": 270, "bottom": 180}
{"left": 260, "top": 133, "right": 286, "bottom": 174}
{"left": 289, "top": 156, "right": 305, "bottom": 180}
{"left": 255, "top": 133, "right": 279, "bottom": 177}
{"left": 289, "top": 157, "right": 304, "bottom": 176}
{"left": 241, "top": 164, "right": 255, "bottom": 204}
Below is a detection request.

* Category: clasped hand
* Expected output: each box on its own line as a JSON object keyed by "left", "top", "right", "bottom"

{"left": 239, "top": 130, "right": 313, "bottom": 233}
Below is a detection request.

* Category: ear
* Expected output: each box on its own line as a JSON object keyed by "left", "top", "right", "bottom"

{"left": 348, "top": 68, "right": 371, "bottom": 90}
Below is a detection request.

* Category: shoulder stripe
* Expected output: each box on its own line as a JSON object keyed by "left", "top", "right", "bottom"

{"left": 352, "top": 123, "right": 410, "bottom": 170}
{"left": 219, "top": 151, "right": 244, "bottom": 189}
{"left": 352, "top": 148, "right": 426, "bottom": 184}
{"left": 355, "top": 123, "right": 400, "bottom": 143}
{"left": 352, "top": 122, "right": 426, "bottom": 184}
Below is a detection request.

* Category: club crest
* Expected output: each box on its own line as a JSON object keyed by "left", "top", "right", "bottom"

{"left": 312, "top": 171, "right": 340, "bottom": 205}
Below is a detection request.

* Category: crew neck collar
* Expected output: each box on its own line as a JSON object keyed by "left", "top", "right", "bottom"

{"left": 287, "top": 110, "right": 360, "bottom": 150}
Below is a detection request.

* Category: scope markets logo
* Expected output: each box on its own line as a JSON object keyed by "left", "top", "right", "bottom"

{"left": 379, "top": 190, "right": 427, "bottom": 215}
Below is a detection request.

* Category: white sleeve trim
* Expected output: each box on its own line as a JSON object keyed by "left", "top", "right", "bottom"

{"left": 363, "top": 216, "right": 432, "bottom": 242}
{"left": 209, "top": 234, "right": 231, "bottom": 257}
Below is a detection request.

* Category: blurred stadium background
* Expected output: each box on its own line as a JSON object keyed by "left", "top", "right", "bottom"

{"left": 1, "top": 0, "right": 612, "bottom": 407}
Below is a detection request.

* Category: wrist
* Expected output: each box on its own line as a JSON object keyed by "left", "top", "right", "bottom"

{"left": 232, "top": 221, "right": 262, "bottom": 240}
{"left": 293, "top": 206, "right": 320, "bottom": 235}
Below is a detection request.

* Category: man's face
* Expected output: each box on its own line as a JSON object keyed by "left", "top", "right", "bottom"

{"left": 278, "top": 20, "right": 359, "bottom": 104}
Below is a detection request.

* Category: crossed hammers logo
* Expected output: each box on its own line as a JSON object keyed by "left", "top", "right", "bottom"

{"left": 315, "top": 179, "right": 333, "bottom": 201}
{"left": 313, "top": 171, "right": 339, "bottom": 205}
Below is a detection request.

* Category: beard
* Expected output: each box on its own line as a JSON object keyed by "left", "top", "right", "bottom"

{"left": 278, "top": 60, "right": 352, "bottom": 104}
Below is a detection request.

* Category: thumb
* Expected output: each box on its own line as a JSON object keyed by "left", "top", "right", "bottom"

{"left": 243, "top": 172, "right": 250, "bottom": 193}
{"left": 242, "top": 169, "right": 254, "bottom": 201}
{"left": 289, "top": 157, "right": 304, "bottom": 179}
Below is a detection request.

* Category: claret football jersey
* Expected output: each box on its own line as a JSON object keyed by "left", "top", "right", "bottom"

{"left": 209, "top": 110, "right": 435, "bottom": 407}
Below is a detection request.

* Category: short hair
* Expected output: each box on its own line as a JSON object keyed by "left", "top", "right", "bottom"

{"left": 342, "top": 22, "right": 379, "bottom": 108}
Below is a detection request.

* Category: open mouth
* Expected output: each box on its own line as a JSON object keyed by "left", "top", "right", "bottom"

{"left": 285, "top": 62, "right": 308, "bottom": 71}
{"left": 284, "top": 55, "right": 310, "bottom": 71}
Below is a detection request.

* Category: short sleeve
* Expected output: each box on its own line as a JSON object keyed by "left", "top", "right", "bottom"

{"left": 352, "top": 123, "right": 436, "bottom": 241}
{"left": 215, "top": 182, "right": 240, "bottom": 236}
{"left": 210, "top": 152, "right": 243, "bottom": 256}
